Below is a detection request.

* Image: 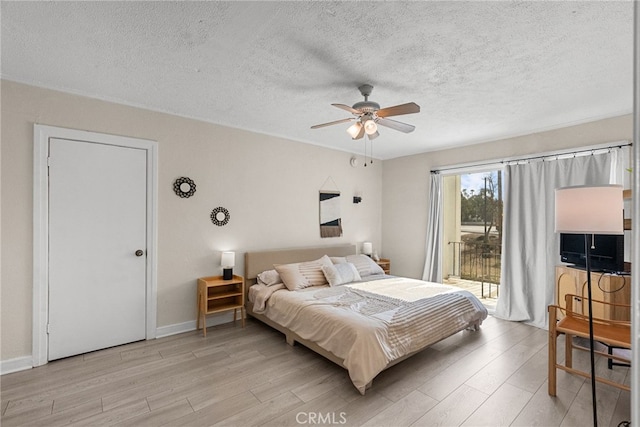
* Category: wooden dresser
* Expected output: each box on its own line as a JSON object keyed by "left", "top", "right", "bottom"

{"left": 555, "top": 265, "right": 631, "bottom": 321}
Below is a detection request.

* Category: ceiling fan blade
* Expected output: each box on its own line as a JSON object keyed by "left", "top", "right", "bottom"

{"left": 332, "top": 103, "right": 362, "bottom": 115}
{"left": 310, "top": 118, "right": 354, "bottom": 129}
{"left": 353, "top": 125, "right": 365, "bottom": 140}
{"left": 376, "top": 117, "right": 416, "bottom": 133}
{"left": 376, "top": 102, "right": 420, "bottom": 118}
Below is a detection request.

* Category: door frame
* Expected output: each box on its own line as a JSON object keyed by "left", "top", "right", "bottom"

{"left": 33, "top": 124, "right": 158, "bottom": 367}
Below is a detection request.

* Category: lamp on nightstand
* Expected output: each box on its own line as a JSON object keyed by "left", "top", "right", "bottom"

{"left": 555, "top": 185, "right": 623, "bottom": 427}
{"left": 221, "top": 251, "right": 235, "bottom": 280}
{"left": 362, "top": 242, "right": 373, "bottom": 257}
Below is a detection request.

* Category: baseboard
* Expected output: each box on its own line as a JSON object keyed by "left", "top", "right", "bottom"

{"left": 0, "top": 356, "right": 33, "bottom": 375}
{"left": 155, "top": 311, "right": 236, "bottom": 338}
{"left": 1, "top": 314, "right": 238, "bottom": 373}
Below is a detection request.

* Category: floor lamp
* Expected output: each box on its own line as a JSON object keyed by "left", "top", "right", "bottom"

{"left": 555, "top": 185, "right": 624, "bottom": 427}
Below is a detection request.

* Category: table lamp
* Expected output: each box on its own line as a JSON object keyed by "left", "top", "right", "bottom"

{"left": 362, "top": 242, "right": 373, "bottom": 257}
{"left": 221, "top": 251, "right": 235, "bottom": 280}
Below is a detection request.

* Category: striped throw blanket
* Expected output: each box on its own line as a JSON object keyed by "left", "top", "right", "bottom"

{"left": 314, "top": 285, "right": 479, "bottom": 357}
{"left": 387, "top": 292, "right": 476, "bottom": 354}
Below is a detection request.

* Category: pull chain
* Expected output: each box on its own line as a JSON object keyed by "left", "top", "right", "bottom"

{"left": 364, "top": 136, "right": 368, "bottom": 167}
{"left": 370, "top": 139, "right": 374, "bottom": 165}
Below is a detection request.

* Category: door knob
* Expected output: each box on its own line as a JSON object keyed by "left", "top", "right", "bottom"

{"left": 135, "top": 250, "right": 144, "bottom": 257}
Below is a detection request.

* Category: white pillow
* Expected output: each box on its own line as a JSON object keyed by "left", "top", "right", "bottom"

{"left": 322, "top": 262, "right": 362, "bottom": 286}
{"left": 275, "top": 255, "right": 333, "bottom": 291}
{"left": 330, "top": 256, "right": 347, "bottom": 264}
{"left": 346, "top": 254, "right": 385, "bottom": 277}
{"left": 257, "top": 269, "right": 282, "bottom": 286}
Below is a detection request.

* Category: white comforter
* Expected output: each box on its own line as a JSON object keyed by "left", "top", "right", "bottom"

{"left": 250, "top": 277, "right": 487, "bottom": 394}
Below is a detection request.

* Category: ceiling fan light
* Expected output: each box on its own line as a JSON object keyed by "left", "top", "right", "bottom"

{"left": 364, "top": 119, "right": 378, "bottom": 135}
{"left": 347, "top": 122, "right": 362, "bottom": 138}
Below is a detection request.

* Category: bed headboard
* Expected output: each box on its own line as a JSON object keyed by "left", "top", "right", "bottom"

{"left": 244, "top": 244, "right": 356, "bottom": 284}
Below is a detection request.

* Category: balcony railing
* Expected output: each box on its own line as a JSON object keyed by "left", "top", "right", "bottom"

{"left": 449, "top": 241, "right": 501, "bottom": 298}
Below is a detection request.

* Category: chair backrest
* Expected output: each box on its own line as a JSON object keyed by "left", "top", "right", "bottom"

{"left": 563, "top": 293, "right": 631, "bottom": 327}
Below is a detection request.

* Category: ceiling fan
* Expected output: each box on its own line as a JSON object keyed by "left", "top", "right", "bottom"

{"left": 311, "top": 84, "right": 420, "bottom": 140}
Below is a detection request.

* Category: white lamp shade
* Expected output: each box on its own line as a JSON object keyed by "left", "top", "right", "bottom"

{"left": 362, "top": 242, "right": 373, "bottom": 255}
{"left": 347, "top": 122, "right": 362, "bottom": 138}
{"left": 221, "top": 251, "right": 235, "bottom": 267}
{"left": 364, "top": 119, "right": 378, "bottom": 135}
{"left": 555, "top": 185, "right": 623, "bottom": 234}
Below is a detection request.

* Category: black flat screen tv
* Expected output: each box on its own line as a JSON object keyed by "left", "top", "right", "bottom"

{"left": 560, "top": 233, "right": 625, "bottom": 273}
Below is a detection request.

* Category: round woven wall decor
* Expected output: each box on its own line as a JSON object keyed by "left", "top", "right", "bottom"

{"left": 210, "top": 206, "right": 230, "bottom": 226}
{"left": 173, "top": 177, "right": 196, "bottom": 198}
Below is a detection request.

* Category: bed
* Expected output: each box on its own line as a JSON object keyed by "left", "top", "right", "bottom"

{"left": 244, "top": 244, "right": 488, "bottom": 394}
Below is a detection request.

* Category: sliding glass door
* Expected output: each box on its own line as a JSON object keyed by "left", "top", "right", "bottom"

{"left": 442, "top": 170, "right": 503, "bottom": 302}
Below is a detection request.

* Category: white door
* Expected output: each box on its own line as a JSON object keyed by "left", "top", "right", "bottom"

{"left": 48, "top": 137, "right": 147, "bottom": 360}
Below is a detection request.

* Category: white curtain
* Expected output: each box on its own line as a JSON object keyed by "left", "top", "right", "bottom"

{"left": 494, "top": 150, "right": 623, "bottom": 329}
{"left": 423, "top": 172, "right": 443, "bottom": 282}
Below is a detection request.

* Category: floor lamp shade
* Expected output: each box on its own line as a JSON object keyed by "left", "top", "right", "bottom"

{"left": 221, "top": 251, "right": 235, "bottom": 280}
{"left": 555, "top": 185, "right": 624, "bottom": 234}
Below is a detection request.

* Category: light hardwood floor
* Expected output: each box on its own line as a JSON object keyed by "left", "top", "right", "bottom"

{"left": 1, "top": 315, "right": 631, "bottom": 426}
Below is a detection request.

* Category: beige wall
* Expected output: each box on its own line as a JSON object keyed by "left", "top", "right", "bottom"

{"left": 382, "top": 114, "right": 633, "bottom": 279}
{"left": 0, "top": 80, "right": 383, "bottom": 362}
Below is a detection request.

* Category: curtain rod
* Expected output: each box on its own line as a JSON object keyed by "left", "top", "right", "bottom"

{"left": 430, "top": 141, "right": 632, "bottom": 174}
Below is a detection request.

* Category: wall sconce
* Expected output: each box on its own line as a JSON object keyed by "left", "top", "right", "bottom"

{"left": 221, "top": 251, "right": 235, "bottom": 280}
{"left": 353, "top": 196, "right": 362, "bottom": 204}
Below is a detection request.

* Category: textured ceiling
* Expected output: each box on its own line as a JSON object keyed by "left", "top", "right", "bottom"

{"left": 1, "top": 1, "right": 634, "bottom": 160}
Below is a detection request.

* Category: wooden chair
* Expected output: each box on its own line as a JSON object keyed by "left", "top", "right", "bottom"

{"left": 548, "top": 293, "right": 631, "bottom": 396}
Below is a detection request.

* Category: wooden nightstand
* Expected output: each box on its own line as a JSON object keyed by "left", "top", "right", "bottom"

{"left": 197, "top": 275, "right": 245, "bottom": 336}
{"left": 376, "top": 258, "right": 390, "bottom": 274}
